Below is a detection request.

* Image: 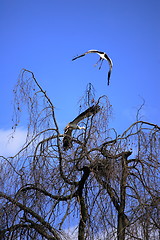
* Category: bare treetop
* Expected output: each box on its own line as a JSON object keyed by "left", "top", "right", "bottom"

{"left": 0, "top": 69, "right": 159, "bottom": 240}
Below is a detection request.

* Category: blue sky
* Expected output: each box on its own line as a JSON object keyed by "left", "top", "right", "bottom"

{"left": 0, "top": 0, "right": 160, "bottom": 144}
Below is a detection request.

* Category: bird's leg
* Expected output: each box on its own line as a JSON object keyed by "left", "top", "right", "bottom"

{"left": 99, "top": 59, "right": 104, "bottom": 70}
{"left": 94, "top": 57, "right": 101, "bottom": 67}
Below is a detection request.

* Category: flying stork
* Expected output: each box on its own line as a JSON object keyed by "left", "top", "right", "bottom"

{"left": 72, "top": 49, "right": 113, "bottom": 86}
{"left": 63, "top": 104, "right": 100, "bottom": 151}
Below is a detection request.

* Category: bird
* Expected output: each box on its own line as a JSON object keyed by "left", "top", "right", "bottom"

{"left": 63, "top": 104, "right": 100, "bottom": 151}
{"left": 72, "top": 49, "right": 113, "bottom": 86}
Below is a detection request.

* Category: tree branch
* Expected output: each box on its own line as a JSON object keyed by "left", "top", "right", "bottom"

{"left": 0, "top": 192, "right": 61, "bottom": 240}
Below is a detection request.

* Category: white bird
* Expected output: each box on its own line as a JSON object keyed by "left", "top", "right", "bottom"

{"left": 63, "top": 104, "right": 100, "bottom": 151}
{"left": 72, "top": 49, "right": 113, "bottom": 85}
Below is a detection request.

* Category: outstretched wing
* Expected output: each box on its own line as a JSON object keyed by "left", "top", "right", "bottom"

{"left": 104, "top": 54, "right": 113, "bottom": 85}
{"left": 87, "top": 49, "right": 103, "bottom": 54}
{"left": 63, "top": 104, "right": 100, "bottom": 151}
{"left": 71, "top": 104, "right": 100, "bottom": 125}
{"left": 72, "top": 53, "right": 86, "bottom": 61}
{"left": 72, "top": 50, "right": 100, "bottom": 61}
{"left": 107, "top": 70, "right": 112, "bottom": 86}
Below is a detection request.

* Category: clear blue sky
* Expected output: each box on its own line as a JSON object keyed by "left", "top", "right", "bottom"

{"left": 1, "top": 0, "right": 160, "bottom": 136}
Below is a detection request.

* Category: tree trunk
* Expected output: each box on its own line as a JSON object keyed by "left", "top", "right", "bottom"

{"left": 117, "top": 152, "right": 131, "bottom": 240}
{"left": 117, "top": 212, "right": 126, "bottom": 240}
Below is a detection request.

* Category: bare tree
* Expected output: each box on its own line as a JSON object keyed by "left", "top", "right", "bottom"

{"left": 0, "top": 69, "right": 159, "bottom": 240}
